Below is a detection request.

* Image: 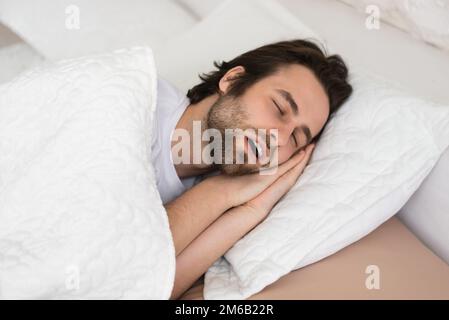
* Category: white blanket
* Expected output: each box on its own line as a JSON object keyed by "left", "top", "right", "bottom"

{"left": 0, "top": 47, "right": 175, "bottom": 299}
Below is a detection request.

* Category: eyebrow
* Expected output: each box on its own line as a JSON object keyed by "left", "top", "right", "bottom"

{"left": 276, "top": 89, "right": 299, "bottom": 115}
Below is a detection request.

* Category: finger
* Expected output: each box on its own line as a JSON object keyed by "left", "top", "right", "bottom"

{"left": 282, "top": 143, "right": 315, "bottom": 169}
{"left": 257, "top": 142, "right": 315, "bottom": 185}
{"left": 279, "top": 144, "right": 315, "bottom": 185}
{"left": 261, "top": 148, "right": 306, "bottom": 177}
{"left": 256, "top": 163, "right": 304, "bottom": 210}
{"left": 256, "top": 151, "right": 303, "bottom": 178}
{"left": 271, "top": 143, "right": 315, "bottom": 175}
{"left": 295, "top": 143, "right": 315, "bottom": 167}
{"left": 304, "top": 143, "right": 315, "bottom": 162}
{"left": 261, "top": 146, "right": 314, "bottom": 201}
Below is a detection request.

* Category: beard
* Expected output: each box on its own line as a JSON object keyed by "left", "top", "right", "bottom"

{"left": 206, "top": 93, "right": 261, "bottom": 176}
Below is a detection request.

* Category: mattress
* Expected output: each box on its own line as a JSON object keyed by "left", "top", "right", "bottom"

{"left": 180, "top": 217, "right": 449, "bottom": 299}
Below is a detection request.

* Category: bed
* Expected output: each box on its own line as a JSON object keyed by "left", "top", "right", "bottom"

{"left": 180, "top": 217, "right": 449, "bottom": 299}
{"left": 169, "top": 0, "right": 449, "bottom": 299}
{"left": 1, "top": 0, "right": 448, "bottom": 299}
{"left": 171, "top": 0, "right": 449, "bottom": 299}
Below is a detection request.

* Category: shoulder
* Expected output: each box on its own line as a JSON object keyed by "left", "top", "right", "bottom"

{"left": 157, "top": 75, "right": 188, "bottom": 106}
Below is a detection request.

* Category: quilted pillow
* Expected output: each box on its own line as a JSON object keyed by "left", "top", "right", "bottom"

{"left": 0, "top": 47, "right": 175, "bottom": 299}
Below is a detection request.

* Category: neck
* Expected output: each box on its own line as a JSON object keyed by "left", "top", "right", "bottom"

{"left": 172, "top": 93, "right": 220, "bottom": 179}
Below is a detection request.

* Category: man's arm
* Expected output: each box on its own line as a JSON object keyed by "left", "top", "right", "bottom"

{"left": 170, "top": 205, "right": 263, "bottom": 299}
{"left": 165, "top": 147, "right": 311, "bottom": 257}
{"left": 170, "top": 144, "right": 315, "bottom": 299}
{"left": 165, "top": 177, "right": 232, "bottom": 256}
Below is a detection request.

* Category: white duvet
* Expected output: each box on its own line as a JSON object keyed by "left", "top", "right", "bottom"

{"left": 0, "top": 47, "right": 175, "bottom": 299}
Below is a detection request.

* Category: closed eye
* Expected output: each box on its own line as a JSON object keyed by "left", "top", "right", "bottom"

{"left": 272, "top": 99, "right": 284, "bottom": 116}
{"left": 292, "top": 132, "right": 298, "bottom": 148}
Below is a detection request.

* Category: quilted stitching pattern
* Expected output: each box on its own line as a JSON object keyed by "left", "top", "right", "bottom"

{"left": 0, "top": 47, "right": 175, "bottom": 299}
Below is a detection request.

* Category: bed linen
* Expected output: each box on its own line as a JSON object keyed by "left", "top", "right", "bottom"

{"left": 0, "top": 22, "right": 45, "bottom": 84}
{"left": 155, "top": 0, "right": 449, "bottom": 300}
{"left": 340, "top": 0, "right": 449, "bottom": 53}
{"left": 0, "top": 46, "right": 175, "bottom": 299}
{"left": 175, "top": 0, "right": 449, "bottom": 103}
{"left": 181, "top": 217, "right": 449, "bottom": 300}
{"left": 277, "top": 0, "right": 449, "bottom": 272}
{"left": 0, "top": 0, "right": 448, "bottom": 300}
{"left": 0, "top": 0, "right": 198, "bottom": 61}
{"left": 0, "top": 42, "right": 45, "bottom": 84}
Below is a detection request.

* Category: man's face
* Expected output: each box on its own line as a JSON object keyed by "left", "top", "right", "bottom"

{"left": 207, "top": 64, "right": 330, "bottom": 175}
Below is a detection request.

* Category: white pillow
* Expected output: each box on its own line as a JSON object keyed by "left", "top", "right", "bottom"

{"left": 340, "top": 0, "right": 449, "bottom": 53}
{"left": 174, "top": 0, "right": 222, "bottom": 19}
{"left": 0, "top": 42, "right": 45, "bottom": 84}
{"left": 206, "top": 72, "right": 449, "bottom": 299}
{"left": 155, "top": 0, "right": 449, "bottom": 299}
{"left": 154, "top": 0, "right": 323, "bottom": 93}
{"left": 0, "top": 0, "right": 197, "bottom": 60}
{"left": 275, "top": 0, "right": 449, "bottom": 265}
{"left": 0, "top": 47, "right": 175, "bottom": 298}
{"left": 398, "top": 149, "right": 449, "bottom": 263}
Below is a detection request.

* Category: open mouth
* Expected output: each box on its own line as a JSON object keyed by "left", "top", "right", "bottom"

{"left": 244, "top": 134, "right": 270, "bottom": 165}
{"left": 247, "top": 137, "right": 261, "bottom": 159}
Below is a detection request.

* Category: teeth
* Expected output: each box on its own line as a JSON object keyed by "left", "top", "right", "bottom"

{"left": 248, "top": 138, "right": 261, "bottom": 158}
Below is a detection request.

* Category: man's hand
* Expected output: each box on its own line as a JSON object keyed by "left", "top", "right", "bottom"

{"left": 242, "top": 143, "right": 315, "bottom": 221}
{"left": 212, "top": 143, "right": 315, "bottom": 209}
{"left": 170, "top": 143, "right": 315, "bottom": 299}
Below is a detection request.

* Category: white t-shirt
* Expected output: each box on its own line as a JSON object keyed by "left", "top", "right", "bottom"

{"left": 151, "top": 75, "right": 197, "bottom": 204}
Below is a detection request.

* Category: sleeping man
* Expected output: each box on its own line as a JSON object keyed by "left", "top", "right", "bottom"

{"left": 151, "top": 39, "right": 352, "bottom": 299}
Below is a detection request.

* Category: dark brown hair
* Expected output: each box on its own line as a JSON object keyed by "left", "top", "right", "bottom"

{"left": 187, "top": 39, "right": 352, "bottom": 118}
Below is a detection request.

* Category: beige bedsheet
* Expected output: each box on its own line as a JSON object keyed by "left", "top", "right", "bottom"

{"left": 180, "top": 217, "right": 449, "bottom": 300}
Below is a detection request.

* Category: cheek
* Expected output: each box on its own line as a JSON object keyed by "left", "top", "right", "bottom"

{"left": 242, "top": 97, "right": 274, "bottom": 128}
{"left": 276, "top": 147, "right": 293, "bottom": 165}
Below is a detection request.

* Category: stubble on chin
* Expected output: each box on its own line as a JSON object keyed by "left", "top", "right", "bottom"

{"left": 206, "top": 94, "right": 261, "bottom": 176}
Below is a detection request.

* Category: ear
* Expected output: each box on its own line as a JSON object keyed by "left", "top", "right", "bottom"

{"left": 218, "top": 66, "right": 245, "bottom": 94}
